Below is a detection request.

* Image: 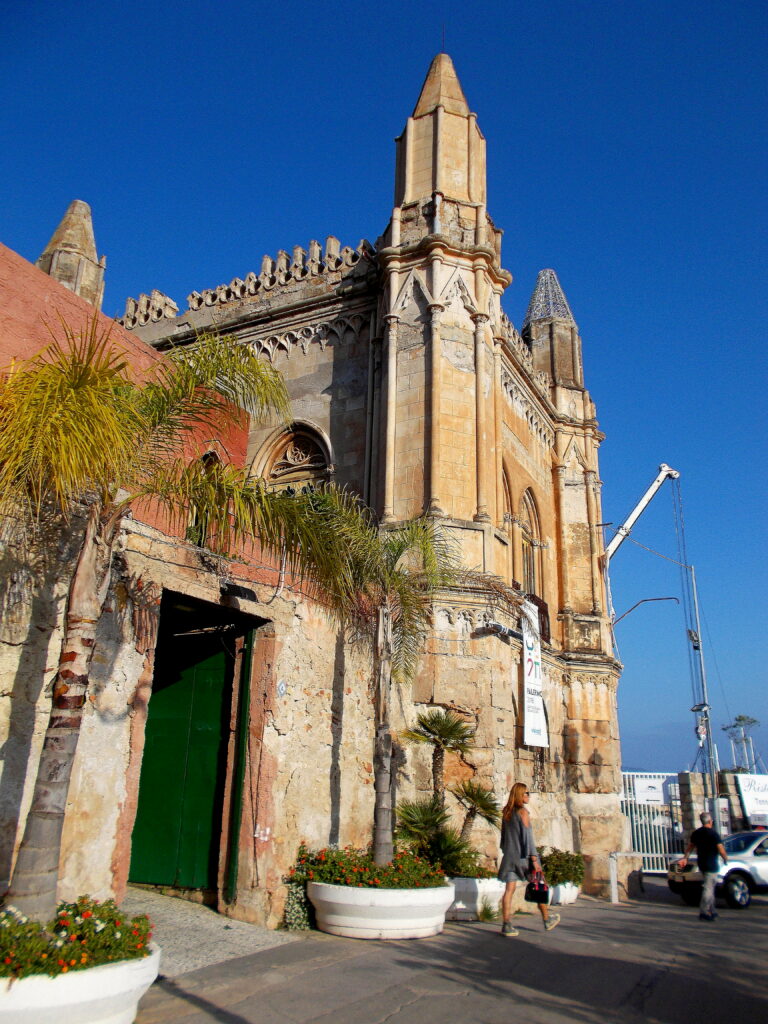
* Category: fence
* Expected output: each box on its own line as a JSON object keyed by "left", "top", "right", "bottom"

{"left": 621, "top": 772, "right": 685, "bottom": 873}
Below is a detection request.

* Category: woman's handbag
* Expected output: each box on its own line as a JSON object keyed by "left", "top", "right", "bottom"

{"left": 524, "top": 871, "right": 550, "bottom": 904}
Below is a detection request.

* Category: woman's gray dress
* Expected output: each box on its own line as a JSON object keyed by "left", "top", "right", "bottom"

{"left": 497, "top": 809, "right": 538, "bottom": 882}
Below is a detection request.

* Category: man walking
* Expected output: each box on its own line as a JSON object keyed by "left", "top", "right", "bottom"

{"left": 678, "top": 811, "right": 728, "bottom": 921}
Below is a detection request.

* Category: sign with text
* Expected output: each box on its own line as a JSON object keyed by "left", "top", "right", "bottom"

{"left": 521, "top": 601, "right": 549, "bottom": 748}
{"left": 736, "top": 773, "right": 768, "bottom": 826}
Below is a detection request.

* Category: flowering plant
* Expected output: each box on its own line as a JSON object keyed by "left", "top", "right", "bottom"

{"left": 0, "top": 896, "right": 152, "bottom": 980}
{"left": 288, "top": 843, "right": 448, "bottom": 889}
{"left": 540, "top": 848, "right": 585, "bottom": 886}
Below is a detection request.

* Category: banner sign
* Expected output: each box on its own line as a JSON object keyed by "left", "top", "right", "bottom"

{"left": 521, "top": 601, "right": 549, "bottom": 748}
{"left": 634, "top": 778, "right": 666, "bottom": 805}
{"left": 736, "top": 774, "right": 768, "bottom": 826}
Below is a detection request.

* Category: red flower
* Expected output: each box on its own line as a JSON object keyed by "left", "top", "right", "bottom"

{"left": 82, "top": 911, "right": 92, "bottom": 919}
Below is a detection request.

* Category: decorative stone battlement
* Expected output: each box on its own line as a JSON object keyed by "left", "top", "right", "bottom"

{"left": 121, "top": 290, "right": 179, "bottom": 328}
{"left": 119, "top": 237, "right": 376, "bottom": 330}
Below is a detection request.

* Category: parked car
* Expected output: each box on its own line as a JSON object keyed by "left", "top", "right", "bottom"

{"left": 668, "top": 831, "right": 768, "bottom": 908}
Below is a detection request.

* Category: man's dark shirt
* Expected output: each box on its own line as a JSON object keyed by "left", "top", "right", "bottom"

{"left": 690, "top": 826, "right": 722, "bottom": 872}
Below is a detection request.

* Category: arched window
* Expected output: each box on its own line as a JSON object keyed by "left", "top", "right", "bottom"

{"left": 519, "top": 489, "right": 540, "bottom": 596}
{"left": 265, "top": 426, "right": 331, "bottom": 493}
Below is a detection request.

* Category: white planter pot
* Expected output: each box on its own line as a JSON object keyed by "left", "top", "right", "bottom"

{"left": 307, "top": 881, "right": 454, "bottom": 939}
{"left": 446, "top": 877, "right": 505, "bottom": 921}
{"left": 548, "top": 882, "right": 580, "bottom": 906}
{"left": 0, "top": 943, "right": 160, "bottom": 1024}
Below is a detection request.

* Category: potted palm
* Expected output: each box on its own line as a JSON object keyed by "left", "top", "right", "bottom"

{"left": 0, "top": 319, "right": 364, "bottom": 1017}
{"left": 447, "top": 781, "right": 504, "bottom": 920}
{"left": 540, "top": 848, "right": 585, "bottom": 905}
{"left": 400, "top": 714, "right": 504, "bottom": 922}
{"left": 300, "top": 517, "right": 520, "bottom": 937}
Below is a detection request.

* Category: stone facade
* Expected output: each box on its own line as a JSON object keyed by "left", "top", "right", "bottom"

{"left": 0, "top": 54, "right": 631, "bottom": 926}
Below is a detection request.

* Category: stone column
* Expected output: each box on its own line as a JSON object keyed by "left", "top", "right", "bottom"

{"left": 678, "top": 772, "right": 706, "bottom": 835}
{"left": 493, "top": 337, "right": 503, "bottom": 528}
{"left": 427, "top": 304, "right": 444, "bottom": 515}
{"left": 382, "top": 314, "right": 399, "bottom": 523}
{"left": 472, "top": 315, "right": 491, "bottom": 523}
{"left": 511, "top": 519, "right": 523, "bottom": 587}
{"left": 555, "top": 464, "right": 571, "bottom": 612}
{"left": 584, "top": 469, "right": 602, "bottom": 614}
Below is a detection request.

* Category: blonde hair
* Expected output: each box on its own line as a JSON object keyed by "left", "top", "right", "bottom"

{"left": 502, "top": 782, "right": 528, "bottom": 821}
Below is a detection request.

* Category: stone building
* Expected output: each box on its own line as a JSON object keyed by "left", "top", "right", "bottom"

{"left": 0, "top": 54, "right": 629, "bottom": 926}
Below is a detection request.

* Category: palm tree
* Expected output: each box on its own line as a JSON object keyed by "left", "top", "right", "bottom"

{"left": 332, "top": 514, "right": 522, "bottom": 865}
{"left": 402, "top": 709, "right": 476, "bottom": 803}
{"left": 0, "top": 318, "right": 359, "bottom": 921}
{"left": 450, "top": 780, "right": 501, "bottom": 843}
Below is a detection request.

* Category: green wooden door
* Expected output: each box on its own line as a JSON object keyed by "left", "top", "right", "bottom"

{"left": 130, "top": 622, "right": 233, "bottom": 889}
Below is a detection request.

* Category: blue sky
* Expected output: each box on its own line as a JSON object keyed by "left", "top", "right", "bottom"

{"left": 3, "top": 0, "right": 766, "bottom": 772}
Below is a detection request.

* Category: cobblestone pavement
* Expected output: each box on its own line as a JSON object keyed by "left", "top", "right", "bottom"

{"left": 135, "top": 879, "right": 768, "bottom": 1024}
{"left": 123, "top": 886, "right": 296, "bottom": 978}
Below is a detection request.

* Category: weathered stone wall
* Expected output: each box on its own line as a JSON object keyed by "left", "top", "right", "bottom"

{"left": 0, "top": 512, "right": 384, "bottom": 926}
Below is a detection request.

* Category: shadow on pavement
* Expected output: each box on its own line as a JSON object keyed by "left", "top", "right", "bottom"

{"left": 154, "top": 976, "right": 253, "bottom": 1024}
{"left": 390, "top": 898, "right": 768, "bottom": 1024}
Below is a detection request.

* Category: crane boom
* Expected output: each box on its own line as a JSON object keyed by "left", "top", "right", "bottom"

{"left": 604, "top": 463, "right": 680, "bottom": 564}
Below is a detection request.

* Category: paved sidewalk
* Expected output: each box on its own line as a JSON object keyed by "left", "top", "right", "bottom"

{"left": 135, "top": 881, "right": 768, "bottom": 1024}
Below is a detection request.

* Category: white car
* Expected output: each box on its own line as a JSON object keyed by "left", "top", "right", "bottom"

{"left": 668, "top": 830, "right": 768, "bottom": 908}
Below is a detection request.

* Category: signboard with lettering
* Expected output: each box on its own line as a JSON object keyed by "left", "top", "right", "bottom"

{"left": 521, "top": 601, "right": 549, "bottom": 748}
{"left": 736, "top": 774, "right": 768, "bottom": 826}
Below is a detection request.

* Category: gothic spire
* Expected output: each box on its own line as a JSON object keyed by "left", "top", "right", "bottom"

{"left": 393, "top": 53, "right": 486, "bottom": 208}
{"left": 522, "top": 269, "right": 575, "bottom": 329}
{"left": 412, "top": 53, "right": 471, "bottom": 117}
{"left": 36, "top": 200, "right": 105, "bottom": 310}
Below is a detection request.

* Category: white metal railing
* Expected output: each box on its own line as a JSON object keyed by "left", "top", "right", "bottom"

{"left": 621, "top": 772, "right": 685, "bottom": 873}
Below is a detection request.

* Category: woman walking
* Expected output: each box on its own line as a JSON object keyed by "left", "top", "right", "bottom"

{"left": 498, "top": 782, "right": 560, "bottom": 936}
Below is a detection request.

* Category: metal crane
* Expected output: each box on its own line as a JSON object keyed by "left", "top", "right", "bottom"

{"left": 605, "top": 463, "right": 725, "bottom": 831}
{"left": 603, "top": 463, "right": 680, "bottom": 566}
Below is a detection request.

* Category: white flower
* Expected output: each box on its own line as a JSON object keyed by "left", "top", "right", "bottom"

{"left": 55, "top": 940, "right": 63, "bottom": 948}
{"left": 114, "top": 931, "right": 121, "bottom": 939}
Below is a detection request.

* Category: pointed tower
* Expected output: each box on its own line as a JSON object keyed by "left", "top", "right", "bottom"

{"left": 379, "top": 55, "right": 511, "bottom": 542}
{"left": 394, "top": 53, "right": 485, "bottom": 210}
{"left": 36, "top": 200, "right": 105, "bottom": 310}
{"left": 389, "top": 53, "right": 498, "bottom": 251}
{"left": 522, "top": 269, "right": 583, "bottom": 387}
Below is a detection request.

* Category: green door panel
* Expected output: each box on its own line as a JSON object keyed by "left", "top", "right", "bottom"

{"left": 130, "top": 627, "right": 233, "bottom": 889}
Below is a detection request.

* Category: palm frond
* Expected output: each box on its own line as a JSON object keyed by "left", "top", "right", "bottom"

{"left": 0, "top": 317, "right": 145, "bottom": 520}
{"left": 136, "top": 332, "right": 290, "bottom": 461}
{"left": 449, "top": 780, "right": 501, "bottom": 826}
{"left": 395, "top": 796, "right": 449, "bottom": 844}
{"left": 402, "top": 709, "right": 476, "bottom": 753}
{"left": 139, "top": 468, "right": 363, "bottom": 613}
